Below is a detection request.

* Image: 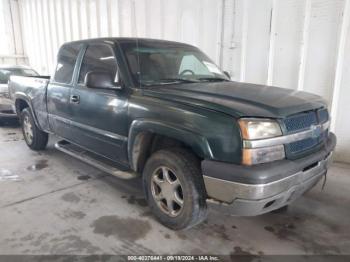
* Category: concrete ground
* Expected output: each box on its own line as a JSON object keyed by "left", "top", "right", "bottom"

{"left": 0, "top": 119, "right": 350, "bottom": 256}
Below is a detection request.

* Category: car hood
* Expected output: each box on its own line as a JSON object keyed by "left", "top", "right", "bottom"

{"left": 142, "top": 81, "right": 327, "bottom": 118}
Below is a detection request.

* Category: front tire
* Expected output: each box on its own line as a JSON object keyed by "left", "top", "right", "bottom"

{"left": 20, "top": 108, "right": 48, "bottom": 150}
{"left": 143, "top": 148, "right": 207, "bottom": 230}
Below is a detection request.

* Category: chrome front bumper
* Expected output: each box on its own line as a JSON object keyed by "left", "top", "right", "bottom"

{"left": 204, "top": 152, "right": 333, "bottom": 216}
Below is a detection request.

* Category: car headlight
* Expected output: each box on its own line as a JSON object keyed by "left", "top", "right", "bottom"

{"left": 238, "top": 118, "right": 285, "bottom": 165}
{"left": 238, "top": 118, "right": 282, "bottom": 140}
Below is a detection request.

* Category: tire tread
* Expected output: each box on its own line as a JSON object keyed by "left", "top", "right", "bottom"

{"left": 143, "top": 148, "right": 207, "bottom": 230}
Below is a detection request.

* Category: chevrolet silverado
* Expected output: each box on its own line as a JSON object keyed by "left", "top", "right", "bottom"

{"left": 8, "top": 38, "right": 336, "bottom": 230}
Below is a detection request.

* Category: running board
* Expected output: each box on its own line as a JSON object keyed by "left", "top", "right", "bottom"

{"left": 55, "top": 140, "right": 137, "bottom": 179}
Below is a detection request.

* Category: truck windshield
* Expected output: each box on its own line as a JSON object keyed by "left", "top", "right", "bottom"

{"left": 120, "top": 41, "right": 229, "bottom": 87}
{"left": 0, "top": 68, "right": 38, "bottom": 84}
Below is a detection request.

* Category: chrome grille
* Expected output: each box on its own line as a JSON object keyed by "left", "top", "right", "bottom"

{"left": 283, "top": 108, "right": 329, "bottom": 157}
{"left": 283, "top": 111, "right": 318, "bottom": 133}
{"left": 318, "top": 108, "right": 329, "bottom": 123}
{"left": 287, "top": 137, "right": 319, "bottom": 153}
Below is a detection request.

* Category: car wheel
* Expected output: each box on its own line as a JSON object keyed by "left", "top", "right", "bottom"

{"left": 20, "top": 108, "right": 48, "bottom": 150}
{"left": 143, "top": 148, "right": 207, "bottom": 230}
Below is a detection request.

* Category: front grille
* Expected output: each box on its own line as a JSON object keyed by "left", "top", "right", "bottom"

{"left": 283, "top": 108, "right": 329, "bottom": 157}
{"left": 318, "top": 108, "right": 329, "bottom": 123}
{"left": 287, "top": 137, "right": 319, "bottom": 154}
{"left": 283, "top": 111, "right": 318, "bottom": 133}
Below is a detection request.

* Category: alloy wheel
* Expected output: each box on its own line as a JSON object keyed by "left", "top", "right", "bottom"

{"left": 23, "top": 115, "right": 33, "bottom": 144}
{"left": 151, "top": 166, "right": 184, "bottom": 217}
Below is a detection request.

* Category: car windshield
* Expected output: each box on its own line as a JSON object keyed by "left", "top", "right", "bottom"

{"left": 0, "top": 68, "right": 38, "bottom": 84}
{"left": 119, "top": 41, "right": 229, "bottom": 87}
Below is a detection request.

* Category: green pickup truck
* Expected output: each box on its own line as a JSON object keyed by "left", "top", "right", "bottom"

{"left": 8, "top": 38, "right": 336, "bottom": 230}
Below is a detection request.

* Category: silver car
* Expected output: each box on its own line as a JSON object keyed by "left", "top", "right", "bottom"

{"left": 0, "top": 65, "right": 38, "bottom": 120}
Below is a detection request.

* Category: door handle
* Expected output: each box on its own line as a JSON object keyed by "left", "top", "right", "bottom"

{"left": 70, "top": 95, "right": 80, "bottom": 104}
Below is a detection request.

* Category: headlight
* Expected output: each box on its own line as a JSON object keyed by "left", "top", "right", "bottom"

{"left": 238, "top": 118, "right": 282, "bottom": 140}
{"left": 239, "top": 118, "right": 285, "bottom": 165}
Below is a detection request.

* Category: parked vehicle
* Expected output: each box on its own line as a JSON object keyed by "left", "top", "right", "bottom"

{"left": 0, "top": 65, "right": 38, "bottom": 121}
{"left": 8, "top": 38, "right": 336, "bottom": 230}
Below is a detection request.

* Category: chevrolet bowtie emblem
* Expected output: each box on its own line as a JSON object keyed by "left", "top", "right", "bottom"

{"left": 310, "top": 124, "right": 322, "bottom": 138}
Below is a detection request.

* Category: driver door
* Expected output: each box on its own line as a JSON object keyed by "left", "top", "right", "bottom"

{"left": 69, "top": 42, "right": 129, "bottom": 165}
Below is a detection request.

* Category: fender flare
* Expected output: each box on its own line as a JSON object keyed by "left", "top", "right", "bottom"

{"left": 14, "top": 93, "right": 41, "bottom": 129}
{"left": 128, "top": 119, "right": 213, "bottom": 171}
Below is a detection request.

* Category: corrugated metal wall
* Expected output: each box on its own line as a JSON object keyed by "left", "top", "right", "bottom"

{"left": 0, "top": 0, "right": 27, "bottom": 64}
{"left": 1, "top": 0, "right": 350, "bottom": 163}
{"left": 17, "top": 0, "right": 224, "bottom": 75}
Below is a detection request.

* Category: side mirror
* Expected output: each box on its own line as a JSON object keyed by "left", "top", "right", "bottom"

{"left": 85, "top": 71, "right": 122, "bottom": 90}
{"left": 223, "top": 71, "right": 231, "bottom": 79}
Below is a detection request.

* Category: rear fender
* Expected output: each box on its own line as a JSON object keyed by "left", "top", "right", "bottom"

{"left": 14, "top": 94, "right": 41, "bottom": 129}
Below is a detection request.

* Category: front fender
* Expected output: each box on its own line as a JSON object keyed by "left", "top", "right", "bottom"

{"left": 128, "top": 119, "right": 213, "bottom": 170}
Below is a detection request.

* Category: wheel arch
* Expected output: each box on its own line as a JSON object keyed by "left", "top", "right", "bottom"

{"left": 128, "top": 119, "right": 213, "bottom": 173}
{"left": 14, "top": 96, "right": 42, "bottom": 129}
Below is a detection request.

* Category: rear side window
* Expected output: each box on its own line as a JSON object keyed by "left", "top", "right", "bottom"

{"left": 78, "top": 44, "right": 118, "bottom": 84}
{"left": 54, "top": 44, "right": 81, "bottom": 84}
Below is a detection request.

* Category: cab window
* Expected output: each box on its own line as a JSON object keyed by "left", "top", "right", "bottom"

{"left": 54, "top": 44, "right": 81, "bottom": 84}
{"left": 78, "top": 44, "right": 118, "bottom": 84}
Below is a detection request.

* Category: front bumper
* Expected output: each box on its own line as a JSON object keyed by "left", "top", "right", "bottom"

{"left": 0, "top": 94, "right": 17, "bottom": 118}
{"left": 202, "top": 132, "right": 336, "bottom": 216}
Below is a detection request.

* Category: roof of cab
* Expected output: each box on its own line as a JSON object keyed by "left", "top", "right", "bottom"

{"left": 61, "top": 37, "right": 196, "bottom": 48}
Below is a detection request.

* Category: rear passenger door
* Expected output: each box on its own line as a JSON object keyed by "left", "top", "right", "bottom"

{"left": 68, "top": 42, "right": 129, "bottom": 165}
{"left": 47, "top": 44, "right": 82, "bottom": 140}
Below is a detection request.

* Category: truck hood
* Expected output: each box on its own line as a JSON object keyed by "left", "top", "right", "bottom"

{"left": 142, "top": 81, "right": 327, "bottom": 118}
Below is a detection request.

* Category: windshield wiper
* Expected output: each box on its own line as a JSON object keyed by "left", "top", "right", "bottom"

{"left": 198, "top": 77, "right": 229, "bottom": 82}
{"left": 159, "top": 78, "right": 198, "bottom": 83}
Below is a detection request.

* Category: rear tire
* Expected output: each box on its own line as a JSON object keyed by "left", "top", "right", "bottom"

{"left": 20, "top": 108, "right": 48, "bottom": 150}
{"left": 143, "top": 148, "right": 207, "bottom": 230}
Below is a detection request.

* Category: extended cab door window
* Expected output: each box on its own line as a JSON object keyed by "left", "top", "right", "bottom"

{"left": 47, "top": 43, "right": 81, "bottom": 140}
{"left": 78, "top": 44, "right": 118, "bottom": 84}
{"left": 53, "top": 44, "right": 81, "bottom": 84}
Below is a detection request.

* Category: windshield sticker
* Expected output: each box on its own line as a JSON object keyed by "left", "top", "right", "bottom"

{"left": 203, "top": 61, "right": 222, "bottom": 74}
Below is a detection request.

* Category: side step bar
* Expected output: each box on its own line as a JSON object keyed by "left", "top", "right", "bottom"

{"left": 55, "top": 140, "right": 137, "bottom": 179}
